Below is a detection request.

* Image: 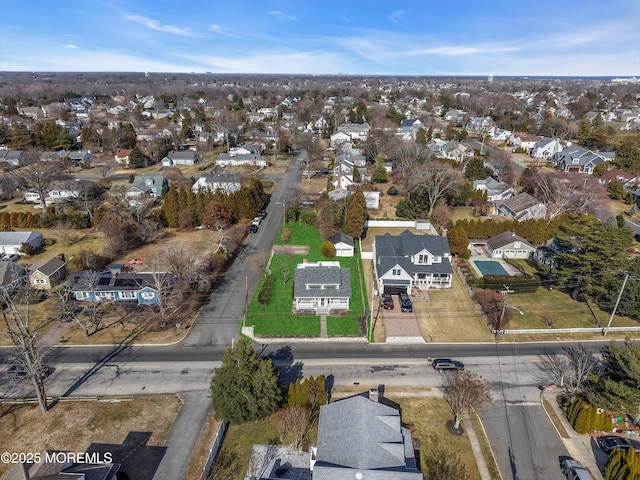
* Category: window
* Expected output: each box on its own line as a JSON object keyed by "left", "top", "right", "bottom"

{"left": 34, "top": 278, "right": 46, "bottom": 284}
{"left": 75, "top": 292, "right": 89, "bottom": 300}
{"left": 141, "top": 291, "right": 156, "bottom": 300}
{"left": 96, "top": 292, "right": 114, "bottom": 300}
{"left": 119, "top": 291, "right": 137, "bottom": 299}
{"left": 392, "top": 268, "right": 401, "bottom": 276}
{"left": 418, "top": 254, "right": 428, "bottom": 264}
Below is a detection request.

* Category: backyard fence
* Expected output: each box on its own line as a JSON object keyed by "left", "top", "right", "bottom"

{"left": 200, "top": 421, "right": 228, "bottom": 480}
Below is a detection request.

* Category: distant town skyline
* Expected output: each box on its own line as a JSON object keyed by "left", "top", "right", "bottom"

{"left": 1, "top": 0, "right": 639, "bottom": 76}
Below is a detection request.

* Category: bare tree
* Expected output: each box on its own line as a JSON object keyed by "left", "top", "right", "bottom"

{"left": 284, "top": 406, "right": 311, "bottom": 450}
{"left": 538, "top": 345, "right": 597, "bottom": 397}
{"left": 269, "top": 409, "right": 289, "bottom": 442}
{"left": 391, "top": 141, "right": 423, "bottom": 188}
{"left": 442, "top": 370, "right": 492, "bottom": 429}
{"left": 55, "top": 273, "right": 105, "bottom": 337}
{"left": 251, "top": 250, "right": 270, "bottom": 275}
{"left": 99, "top": 156, "right": 116, "bottom": 179}
{"left": 297, "top": 133, "right": 323, "bottom": 180}
{"left": 12, "top": 151, "right": 70, "bottom": 211}
{"left": 1, "top": 283, "right": 50, "bottom": 413}
{"left": 146, "top": 270, "right": 176, "bottom": 328}
{"left": 51, "top": 220, "right": 85, "bottom": 246}
{"left": 410, "top": 163, "right": 463, "bottom": 218}
{"left": 537, "top": 172, "right": 606, "bottom": 223}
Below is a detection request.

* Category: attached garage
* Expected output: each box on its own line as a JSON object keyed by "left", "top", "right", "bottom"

{"left": 381, "top": 281, "right": 410, "bottom": 295}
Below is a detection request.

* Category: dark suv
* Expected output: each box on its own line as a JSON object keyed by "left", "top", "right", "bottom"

{"left": 399, "top": 293, "right": 413, "bottom": 313}
{"left": 431, "top": 358, "right": 465, "bottom": 371}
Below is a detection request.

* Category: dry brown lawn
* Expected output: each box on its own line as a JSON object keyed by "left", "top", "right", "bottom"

{"left": 418, "top": 270, "right": 494, "bottom": 343}
{"left": 0, "top": 394, "right": 181, "bottom": 478}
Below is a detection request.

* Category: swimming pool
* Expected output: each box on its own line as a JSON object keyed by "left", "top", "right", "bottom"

{"left": 474, "top": 260, "right": 509, "bottom": 276}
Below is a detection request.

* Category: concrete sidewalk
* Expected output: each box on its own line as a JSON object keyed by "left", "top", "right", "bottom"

{"left": 153, "top": 390, "right": 212, "bottom": 480}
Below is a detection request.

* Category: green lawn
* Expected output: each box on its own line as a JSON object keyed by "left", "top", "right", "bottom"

{"left": 248, "top": 223, "right": 367, "bottom": 337}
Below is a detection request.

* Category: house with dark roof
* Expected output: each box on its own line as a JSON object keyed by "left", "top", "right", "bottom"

{"left": 328, "top": 232, "right": 355, "bottom": 257}
{"left": 373, "top": 230, "right": 452, "bottom": 294}
{"left": 311, "top": 394, "right": 422, "bottom": 480}
{"left": 0, "top": 261, "right": 28, "bottom": 294}
{"left": 484, "top": 232, "right": 536, "bottom": 259}
{"left": 126, "top": 175, "right": 168, "bottom": 205}
{"left": 530, "top": 137, "right": 563, "bottom": 158}
{"left": 473, "top": 177, "right": 514, "bottom": 202}
{"left": 68, "top": 269, "right": 167, "bottom": 304}
{"left": 161, "top": 149, "right": 201, "bottom": 166}
{"left": 29, "top": 255, "right": 67, "bottom": 290}
{"left": 598, "top": 168, "right": 640, "bottom": 191}
{"left": 550, "top": 146, "right": 607, "bottom": 174}
{"left": 0, "top": 149, "right": 28, "bottom": 166}
{"left": 293, "top": 261, "right": 351, "bottom": 314}
{"left": 496, "top": 193, "right": 547, "bottom": 221}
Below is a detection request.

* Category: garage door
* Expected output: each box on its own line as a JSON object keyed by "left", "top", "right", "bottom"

{"left": 381, "top": 282, "right": 410, "bottom": 295}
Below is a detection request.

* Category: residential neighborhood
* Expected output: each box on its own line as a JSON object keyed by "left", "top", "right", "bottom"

{"left": 0, "top": 70, "right": 639, "bottom": 480}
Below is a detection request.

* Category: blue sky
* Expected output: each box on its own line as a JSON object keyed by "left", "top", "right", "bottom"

{"left": 1, "top": 0, "right": 639, "bottom": 76}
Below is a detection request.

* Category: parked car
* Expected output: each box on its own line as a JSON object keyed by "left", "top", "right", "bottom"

{"left": 399, "top": 293, "right": 413, "bottom": 313}
{"left": 560, "top": 457, "right": 593, "bottom": 480}
{"left": 258, "top": 210, "right": 267, "bottom": 219}
{"left": 598, "top": 435, "right": 635, "bottom": 453}
{"left": 252, "top": 217, "right": 262, "bottom": 226}
{"left": 431, "top": 358, "right": 465, "bottom": 371}
{"left": 634, "top": 233, "right": 640, "bottom": 243}
{"left": 381, "top": 294, "right": 394, "bottom": 310}
{"left": 249, "top": 224, "right": 258, "bottom": 234}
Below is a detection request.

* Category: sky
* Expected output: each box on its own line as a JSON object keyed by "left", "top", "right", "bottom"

{"left": 1, "top": 0, "right": 639, "bottom": 76}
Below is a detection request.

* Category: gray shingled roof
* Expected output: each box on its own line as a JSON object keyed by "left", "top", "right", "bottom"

{"left": 328, "top": 232, "right": 354, "bottom": 247}
{"left": 0, "top": 231, "right": 43, "bottom": 246}
{"left": 30, "top": 257, "right": 66, "bottom": 276}
{"left": 313, "top": 395, "right": 422, "bottom": 480}
{"left": 499, "top": 192, "right": 543, "bottom": 214}
{"left": 374, "top": 231, "right": 452, "bottom": 278}
{"left": 294, "top": 266, "right": 351, "bottom": 299}
{"left": 486, "top": 231, "right": 534, "bottom": 250}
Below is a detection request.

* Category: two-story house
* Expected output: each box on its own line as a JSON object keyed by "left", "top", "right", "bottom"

{"left": 337, "top": 123, "right": 369, "bottom": 142}
{"left": 373, "top": 230, "right": 452, "bottom": 295}
{"left": 496, "top": 192, "right": 547, "bottom": 221}
{"left": 530, "top": 137, "right": 563, "bottom": 159}
{"left": 293, "top": 261, "right": 351, "bottom": 314}
{"left": 550, "top": 146, "right": 607, "bottom": 174}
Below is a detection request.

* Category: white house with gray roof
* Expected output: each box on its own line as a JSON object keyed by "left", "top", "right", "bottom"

{"left": 293, "top": 261, "right": 351, "bottom": 314}
{"left": 337, "top": 123, "right": 369, "bottom": 141}
{"left": 473, "top": 177, "right": 514, "bottom": 202}
{"left": 484, "top": 231, "right": 536, "bottom": 259}
{"left": 311, "top": 394, "right": 422, "bottom": 480}
{"left": 373, "top": 230, "right": 452, "bottom": 294}
{"left": 192, "top": 170, "right": 241, "bottom": 194}
{"left": 0, "top": 231, "right": 44, "bottom": 255}
{"left": 161, "top": 149, "right": 201, "bottom": 166}
{"left": 496, "top": 192, "right": 547, "bottom": 221}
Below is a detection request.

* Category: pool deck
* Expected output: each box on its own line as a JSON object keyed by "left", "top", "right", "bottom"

{"left": 469, "top": 251, "right": 523, "bottom": 278}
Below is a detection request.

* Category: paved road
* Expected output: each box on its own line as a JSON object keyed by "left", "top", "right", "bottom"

{"left": 184, "top": 153, "right": 302, "bottom": 346}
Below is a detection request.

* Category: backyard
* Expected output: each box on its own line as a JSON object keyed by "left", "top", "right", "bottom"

{"left": 247, "top": 223, "right": 367, "bottom": 337}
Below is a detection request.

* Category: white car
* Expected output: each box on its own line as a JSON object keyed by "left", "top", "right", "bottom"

{"left": 252, "top": 217, "right": 262, "bottom": 226}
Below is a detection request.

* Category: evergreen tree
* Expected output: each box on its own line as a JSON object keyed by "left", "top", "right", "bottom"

{"left": 320, "top": 240, "right": 336, "bottom": 258}
{"left": 396, "top": 186, "right": 431, "bottom": 219}
{"left": 416, "top": 127, "right": 427, "bottom": 144}
{"left": 574, "top": 406, "right": 590, "bottom": 434}
{"left": 128, "top": 147, "right": 145, "bottom": 168}
{"left": 342, "top": 189, "right": 367, "bottom": 238}
{"left": 210, "top": 338, "right": 281, "bottom": 422}
{"left": 447, "top": 226, "right": 469, "bottom": 256}
{"left": 288, "top": 383, "right": 296, "bottom": 407}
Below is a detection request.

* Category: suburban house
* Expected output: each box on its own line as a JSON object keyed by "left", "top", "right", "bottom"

{"left": 191, "top": 170, "right": 241, "bottom": 194}
{"left": 473, "top": 177, "right": 514, "bottom": 202}
{"left": 510, "top": 133, "right": 541, "bottom": 152}
{"left": 0, "top": 149, "right": 28, "bottom": 166}
{"left": 311, "top": 392, "right": 422, "bottom": 480}
{"left": 328, "top": 232, "right": 355, "bottom": 257}
{"left": 161, "top": 150, "right": 201, "bottom": 166}
{"left": 466, "top": 116, "right": 493, "bottom": 134}
{"left": 330, "top": 131, "right": 352, "bottom": 149}
{"left": 126, "top": 175, "right": 168, "bottom": 204}
{"left": 114, "top": 148, "right": 132, "bottom": 164}
{"left": 399, "top": 118, "right": 426, "bottom": 138}
{"left": 0, "top": 231, "right": 44, "bottom": 255}
{"left": 68, "top": 269, "right": 165, "bottom": 305}
{"left": 550, "top": 146, "right": 607, "bottom": 174}
{"left": 293, "top": 261, "right": 351, "bottom": 314}
{"left": 496, "top": 192, "right": 547, "bottom": 221}
{"left": 489, "top": 127, "right": 512, "bottom": 141}
{"left": 435, "top": 140, "right": 472, "bottom": 162}
{"left": 337, "top": 123, "right": 369, "bottom": 141}
{"left": 443, "top": 109, "right": 465, "bottom": 122}
{"left": 373, "top": 230, "right": 453, "bottom": 294}
{"left": 24, "top": 180, "right": 100, "bottom": 206}
{"left": 530, "top": 137, "right": 563, "bottom": 158}
{"left": 215, "top": 153, "right": 267, "bottom": 167}
{"left": 29, "top": 255, "right": 68, "bottom": 290}
{"left": 0, "top": 261, "right": 28, "bottom": 294}
{"left": 484, "top": 232, "right": 536, "bottom": 259}
{"left": 599, "top": 168, "right": 640, "bottom": 191}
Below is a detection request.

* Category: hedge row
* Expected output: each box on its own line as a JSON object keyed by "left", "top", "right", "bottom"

{"left": 258, "top": 274, "right": 275, "bottom": 306}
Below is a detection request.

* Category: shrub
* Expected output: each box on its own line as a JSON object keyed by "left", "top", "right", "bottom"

{"left": 320, "top": 240, "right": 336, "bottom": 258}
{"left": 258, "top": 274, "right": 275, "bottom": 306}
{"left": 299, "top": 211, "right": 317, "bottom": 226}
{"left": 387, "top": 185, "right": 399, "bottom": 196}
{"left": 282, "top": 227, "right": 291, "bottom": 244}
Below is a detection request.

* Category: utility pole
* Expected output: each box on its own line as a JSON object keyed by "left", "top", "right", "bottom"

{"left": 603, "top": 273, "right": 629, "bottom": 336}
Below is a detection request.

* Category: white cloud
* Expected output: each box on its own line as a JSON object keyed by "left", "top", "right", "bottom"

{"left": 63, "top": 44, "right": 79, "bottom": 49}
{"left": 389, "top": 10, "right": 405, "bottom": 24}
{"left": 124, "top": 14, "right": 195, "bottom": 36}
{"left": 268, "top": 10, "right": 296, "bottom": 21}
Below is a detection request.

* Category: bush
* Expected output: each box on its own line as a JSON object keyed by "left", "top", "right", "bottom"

{"left": 258, "top": 274, "right": 275, "bottom": 306}
{"left": 387, "top": 185, "right": 399, "bottom": 196}
{"left": 299, "top": 211, "right": 317, "bottom": 226}
{"left": 320, "top": 241, "right": 336, "bottom": 258}
{"left": 282, "top": 227, "right": 291, "bottom": 244}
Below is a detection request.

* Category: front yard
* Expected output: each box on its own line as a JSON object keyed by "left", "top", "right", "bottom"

{"left": 247, "top": 224, "right": 367, "bottom": 337}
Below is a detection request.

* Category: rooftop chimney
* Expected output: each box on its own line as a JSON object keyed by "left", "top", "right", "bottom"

{"left": 369, "top": 387, "right": 379, "bottom": 403}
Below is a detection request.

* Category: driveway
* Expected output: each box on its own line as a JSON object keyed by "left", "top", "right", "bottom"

{"left": 381, "top": 304, "right": 425, "bottom": 343}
